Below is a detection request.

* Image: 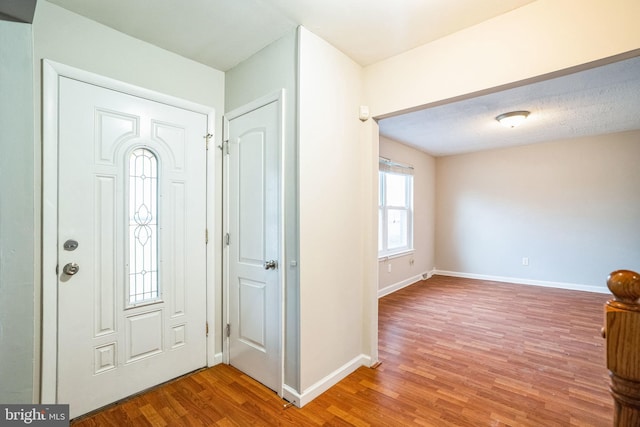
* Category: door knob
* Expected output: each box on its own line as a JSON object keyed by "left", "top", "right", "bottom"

{"left": 63, "top": 262, "right": 80, "bottom": 276}
{"left": 264, "top": 260, "right": 278, "bottom": 270}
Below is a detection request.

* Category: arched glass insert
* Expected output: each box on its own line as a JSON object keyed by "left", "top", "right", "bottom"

{"left": 128, "top": 148, "right": 159, "bottom": 305}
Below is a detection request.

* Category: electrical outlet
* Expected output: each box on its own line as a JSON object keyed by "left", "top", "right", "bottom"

{"left": 522, "top": 257, "right": 529, "bottom": 266}
{"left": 388, "top": 263, "right": 392, "bottom": 273}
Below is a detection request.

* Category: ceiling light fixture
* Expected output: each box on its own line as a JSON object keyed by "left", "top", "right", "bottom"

{"left": 495, "top": 110, "right": 530, "bottom": 128}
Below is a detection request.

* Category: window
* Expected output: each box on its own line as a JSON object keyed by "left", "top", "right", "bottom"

{"left": 379, "top": 158, "right": 413, "bottom": 257}
{"left": 128, "top": 148, "right": 160, "bottom": 305}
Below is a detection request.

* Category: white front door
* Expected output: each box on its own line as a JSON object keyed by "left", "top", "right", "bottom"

{"left": 225, "top": 93, "right": 283, "bottom": 393}
{"left": 56, "top": 76, "right": 208, "bottom": 418}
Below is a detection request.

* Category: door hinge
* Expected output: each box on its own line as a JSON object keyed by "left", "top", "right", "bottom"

{"left": 206, "top": 321, "right": 209, "bottom": 337}
{"left": 226, "top": 323, "right": 231, "bottom": 338}
{"left": 205, "top": 228, "right": 209, "bottom": 244}
{"left": 55, "top": 264, "right": 59, "bottom": 275}
{"left": 204, "top": 133, "right": 213, "bottom": 150}
{"left": 219, "top": 140, "right": 229, "bottom": 155}
{"left": 225, "top": 233, "right": 230, "bottom": 246}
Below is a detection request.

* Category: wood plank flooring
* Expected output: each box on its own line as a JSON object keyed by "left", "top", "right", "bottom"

{"left": 72, "top": 275, "right": 613, "bottom": 426}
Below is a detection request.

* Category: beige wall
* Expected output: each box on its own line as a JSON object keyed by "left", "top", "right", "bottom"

{"left": 364, "top": 0, "right": 640, "bottom": 118}
{"left": 298, "top": 27, "right": 371, "bottom": 393}
{"left": 364, "top": 0, "right": 640, "bottom": 296}
{"left": 378, "top": 137, "right": 436, "bottom": 295}
{"left": 5, "top": 0, "right": 639, "bottom": 407}
{"left": 435, "top": 131, "right": 640, "bottom": 290}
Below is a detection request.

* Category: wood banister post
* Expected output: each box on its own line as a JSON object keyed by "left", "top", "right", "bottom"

{"left": 604, "top": 270, "right": 640, "bottom": 426}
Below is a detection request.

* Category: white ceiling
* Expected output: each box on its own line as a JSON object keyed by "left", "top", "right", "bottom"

{"left": 45, "top": 0, "right": 536, "bottom": 70}
{"left": 43, "top": 0, "right": 640, "bottom": 156}
{"left": 379, "top": 55, "right": 640, "bottom": 156}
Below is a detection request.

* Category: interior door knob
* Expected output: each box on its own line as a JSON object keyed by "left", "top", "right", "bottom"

{"left": 63, "top": 262, "right": 80, "bottom": 276}
{"left": 264, "top": 260, "right": 278, "bottom": 270}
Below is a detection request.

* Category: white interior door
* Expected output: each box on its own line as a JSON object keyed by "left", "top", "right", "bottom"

{"left": 57, "top": 76, "right": 208, "bottom": 418}
{"left": 225, "top": 94, "right": 282, "bottom": 393}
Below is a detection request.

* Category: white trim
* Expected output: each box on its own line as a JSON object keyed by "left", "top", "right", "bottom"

{"left": 366, "top": 118, "right": 381, "bottom": 379}
{"left": 378, "top": 169, "right": 413, "bottom": 258}
{"left": 41, "top": 60, "right": 60, "bottom": 405}
{"left": 282, "top": 384, "right": 301, "bottom": 408}
{"left": 224, "top": 90, "right": 285, "bottom": 121}
{"left": 222, "top": 89, "right": 286, "bottom": 397}
{"left": 205, "top": 110, "right": 217, "bottom": 368}
{"left": 41, "top": 59, "right": 217, "bottom": 403}
{"left": 283, "top": 354, "right": 370, "bottom": 408}
{"left": 222, "top": 114, "right": 231, "bottom": 366}
{"left": 378, "top": 270, "right": 434, "bottom": 298}
{"left": 434, "top": 270, "right": 610, "bottom": 294}
{"left": 212, "top": 352, "right": 224, "bottom": 366}
{"left": 278, "top": 91, "right": 287, "bottom": 398}
{"left": 378, "top": 249, "right": 415, "bottom": 261}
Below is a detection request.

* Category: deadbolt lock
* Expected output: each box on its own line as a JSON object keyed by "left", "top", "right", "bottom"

{"left": 63, "top": 239, "right": 79, "bottom": 251}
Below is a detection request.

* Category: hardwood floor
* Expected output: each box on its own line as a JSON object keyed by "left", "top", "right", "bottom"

{"left": 72, "top": 275, "right": 613, "bottom": 426}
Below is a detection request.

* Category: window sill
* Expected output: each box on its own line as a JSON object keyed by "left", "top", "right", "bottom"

{"left": 378, "top": 249, "right": 414, "bottom": 262}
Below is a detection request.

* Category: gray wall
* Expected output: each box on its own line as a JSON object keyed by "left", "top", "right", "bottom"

{"left": 0, "top": 20, "right": 35, "bottom": 403}
{"left": 435, "top": 131, "right": 640, "bottom": 289}
{"left": 225, "top": 29, "right": 300, "bottom": 390}
{"left": 30, "top": 1, "right": 224, "bottom": 402}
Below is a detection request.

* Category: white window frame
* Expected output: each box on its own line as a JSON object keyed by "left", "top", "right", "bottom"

{"left": 378, "top": 158, "right": 414, "bottom": 258}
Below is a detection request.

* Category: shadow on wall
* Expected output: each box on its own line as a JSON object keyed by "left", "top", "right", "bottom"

{"left": 0, "top": 0, "right": 37, "bottom": 23}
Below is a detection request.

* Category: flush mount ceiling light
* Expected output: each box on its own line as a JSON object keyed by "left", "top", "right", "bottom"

{"left": 495, "top": 110, "right": 530, "bottom": 128}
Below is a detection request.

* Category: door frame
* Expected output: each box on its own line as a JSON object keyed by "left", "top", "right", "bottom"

{"left": 41, "top": 59, "right": 217, "bottom": 403}
{"left": 222, "top": 90, "right": 286, "bottom": 396}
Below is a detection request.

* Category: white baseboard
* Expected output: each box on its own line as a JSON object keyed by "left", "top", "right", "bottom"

{"left": 434, "top": 270, "right": 610, "bottom": 294}
{"left": 378, "top": 269, "right": 435, "bottom": 298}
{"left": 209, "top": 352, "right": 223, "bottom": 367}
{"left": 282, "top": 385, "right": 301, "bottom": 408}
{"left": 283, "top": 354, "right": 371, "bottom": 407}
